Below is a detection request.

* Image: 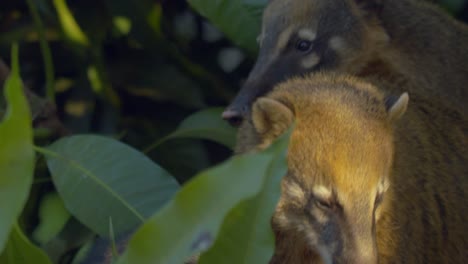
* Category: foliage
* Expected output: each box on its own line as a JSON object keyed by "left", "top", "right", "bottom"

{"left": 43, "top": 135, "right": 180, "bottom": 237}
{"left": 118, "top": 132, "right": 288, "bottom": 264}
{"left": 145, "top": 107, "right": 237, "bottom": 152}
{"left": 188, "top": 0, "right": 267, "bottom": 55}
{"left": 0, "top": 45, "right": 34, "bottom": 252}
{"left": 198, "top": 141, "right": 287, "bottom": 264}
{"left": 0, "top": 224, "right": 51, "bottom": 264}
{"left": 0, "top": 0, "right": 466, "bottom": 263}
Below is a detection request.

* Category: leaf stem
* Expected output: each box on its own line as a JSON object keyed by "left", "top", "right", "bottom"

{"left": 143, "top": 135, "right": 168, "bottom": 154}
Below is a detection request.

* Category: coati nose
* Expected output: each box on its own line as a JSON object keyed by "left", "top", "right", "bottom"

{"left": 222, "top": 109, "right": 244, "bottom": 127}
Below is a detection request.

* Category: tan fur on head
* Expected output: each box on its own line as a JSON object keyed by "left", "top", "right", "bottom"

{"left": 236, "top": 72, "right": 467, "bottom": 264}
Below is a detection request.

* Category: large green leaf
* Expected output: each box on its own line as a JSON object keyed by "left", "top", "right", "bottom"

{"left": 188, "top": 0, "right": 267, "bottom": 54}
{"left": 199, "top": 133, "right": 288, "bottom": 264}
{"left": 0, "top": 45, "right": 34, "bottom": 252}
{"left": 145, "top": 108, "right": 236, "bottom": 152}
{"left": 117, "top": 130, "right": 289, "bottom": 264}
{"left": 43, "top": 135, "right": 179, "bottom": 237}
{"left": 0, "top": 224, "right": 52, "bottom": 264}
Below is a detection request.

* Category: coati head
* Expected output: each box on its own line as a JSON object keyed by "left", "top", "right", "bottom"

{"left": 223, "top": 0, "right": 389, "bottom": 125}
{"left": 236, "top": 74, "right": 408, "bottom": 264}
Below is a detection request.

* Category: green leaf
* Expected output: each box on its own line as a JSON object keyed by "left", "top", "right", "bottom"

{"left": 42, "top": 135, "right": 179, "bottom": 237}
{"left": 52, "top": 0, "right": 89, "bottom": 46}
{"left": 0, "top": 45, "right": 34, "bottom": 252}
{"left": 0, "top": 224, "right": 52, "bottom": 264}
{"left": 32, "top": 192, "right": 71, "bottom": 245}
{"left": 117, "top": 130, "right": 290, "bottom": 264}
{"left": 188, "top": 0, "right": 267, "bottom": 54}
{"left": 145, "top": 108, "right": 236, "bottom": 152}
{"left": 199, "top": 131, "right": 288, "bottom": 264}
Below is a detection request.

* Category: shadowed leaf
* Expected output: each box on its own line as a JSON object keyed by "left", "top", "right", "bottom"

{"left": 117, "top": 129, "right": 290, "bottom": 264}
{"left": 32, "top": 192, "right": 71, "bottom": 245}
{"left": 146, "top": 108, "right": 236, "bottom": 152}
{"left": 43, "top": 135, "right": 179, "bottom": 237}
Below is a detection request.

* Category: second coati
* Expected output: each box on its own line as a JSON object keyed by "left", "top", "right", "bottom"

{"left": 222, "top": 0, "right": 468, "bottom": 124}
{"left": 236, "top": 73, "right": 468, "bottom": 263}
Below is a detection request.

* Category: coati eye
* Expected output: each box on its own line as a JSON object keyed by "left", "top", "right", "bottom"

{"left": 295, "top": 39, "right": 313, "bottom": 52}
{"left": 311, "top": 186, "right": 335, "bottom": 210}
{"left": 315, "top": 198, "right": 333, "bottom": 210}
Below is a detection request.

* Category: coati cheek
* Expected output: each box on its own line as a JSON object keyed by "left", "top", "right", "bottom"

{"left": 329, "top": 36, "right": 348, "bottom": 54}
{"left": 284, "top": 179, "right": 307, "bottom": 202}
{"left": 301, "top": 53, "right": 321, "bottom": 69}
{"left": 303, "top": 211, "right": 341, "bottom": 264}
{"left": 310, "top": 205, "right": 329, "bottom": 225}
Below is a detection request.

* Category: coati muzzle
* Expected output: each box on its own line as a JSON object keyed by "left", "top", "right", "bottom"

{"left": 222, "top": 53, "right": 275, "bottom": 126}
{"left": 222, "top": 53, "right": 295, "bottom": 126}
{"left": 221, "top": 80, "right": 266, "bottom": 127}
{"left": 222, "top": 79, "right": 281, "bottom": 127}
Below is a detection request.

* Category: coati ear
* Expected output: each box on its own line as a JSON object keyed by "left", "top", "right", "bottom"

{"left": 385, "top": 92, "right": 409, "bottom": 122}
{"left": 252, "top": 97, "right": 294, "bottom": 138}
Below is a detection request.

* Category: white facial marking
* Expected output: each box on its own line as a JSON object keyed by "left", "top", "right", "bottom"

{"left": 329, "top": 36, "right": 347, "bottom": 53}
{"left": 276, "top": 26, "right": 295, "bottom": 51}
{"left": 298, "top": 28, "right": 317, "bottom": 41}
{"left": 313, "top": 207, "right": 329, "bottom": 224}
{"left": 286, "top": 180, "right": 306, "bottom": 200}
{"left": 302, "top": 53, "right": 320, "bottom": 69}
{"left": 312, "top": 185, "right": 332, "bottom": 200}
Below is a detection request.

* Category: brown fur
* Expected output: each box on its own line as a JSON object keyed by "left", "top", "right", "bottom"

{"left": 223, "top": 0, "right": 468, "bottom": 122}
{"left": 236, "top": 73, "right": 468, "bottom": 264}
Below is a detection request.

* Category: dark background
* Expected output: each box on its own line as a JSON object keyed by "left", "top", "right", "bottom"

{"left": 0, "top": 0, "right": 466, "bottom": 193}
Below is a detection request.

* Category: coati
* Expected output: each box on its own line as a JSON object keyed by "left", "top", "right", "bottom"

{"left": 236, "top": 73, "right": 467, "bottom": 263}
{"left": 222, "top": 0, "right": 468, "bottom": 124}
